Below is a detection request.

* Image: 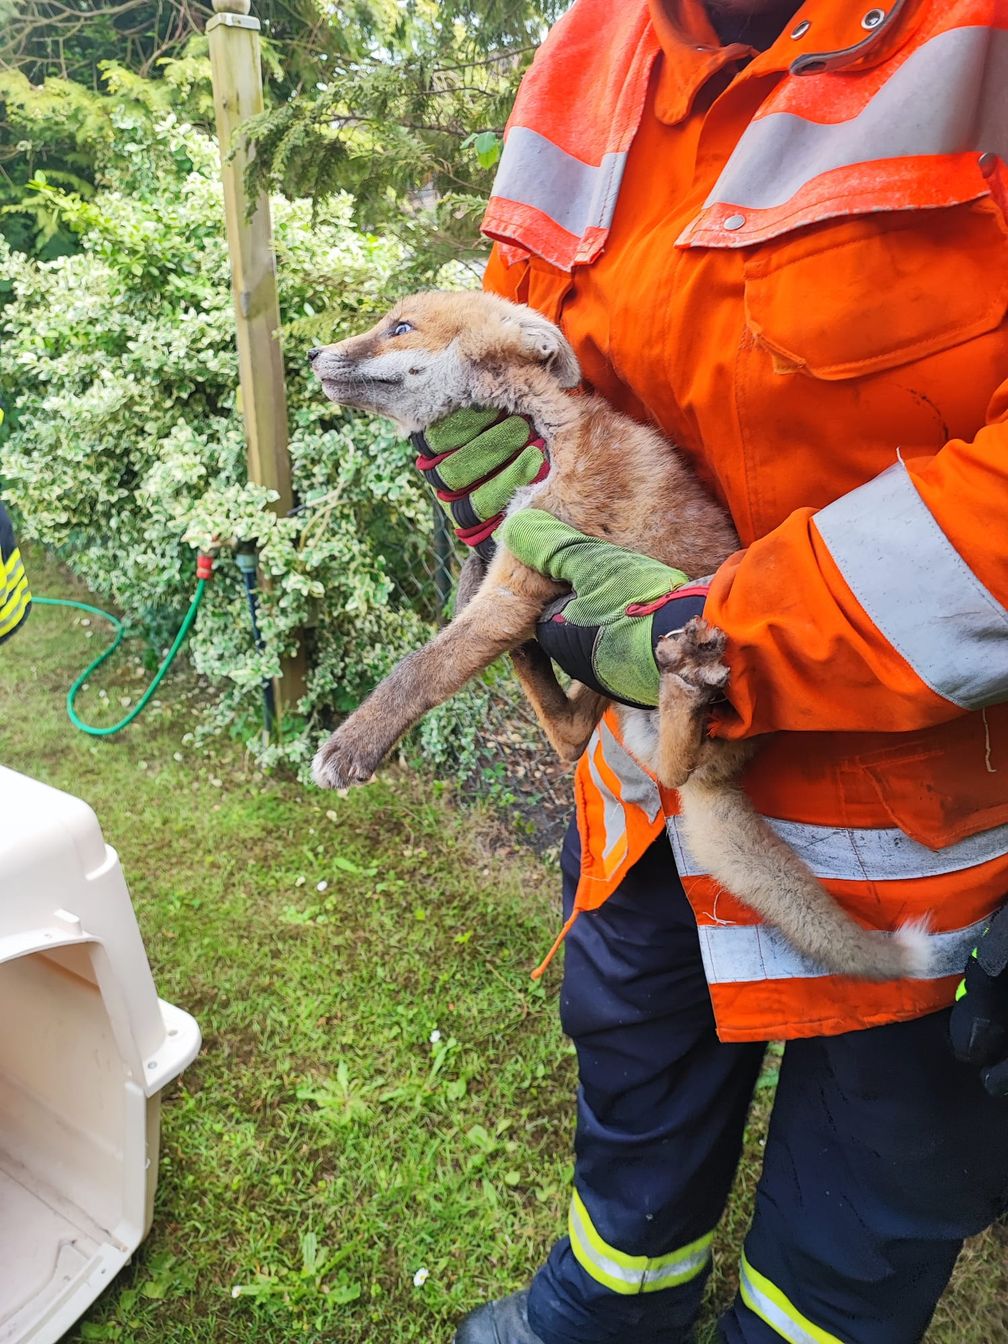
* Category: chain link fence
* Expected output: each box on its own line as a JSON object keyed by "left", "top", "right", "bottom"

{"left": 389, "top": 502, "right": 575, "bottom": 852}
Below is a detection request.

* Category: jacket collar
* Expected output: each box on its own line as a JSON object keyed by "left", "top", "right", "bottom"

{"left": 648, "top": 0, "right": 757, "bottom": 123}
{"left": 648, "top": 0, "right": 926, "bottom": 125}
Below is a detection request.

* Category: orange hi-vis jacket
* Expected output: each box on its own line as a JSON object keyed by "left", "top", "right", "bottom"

{"left": 481, "top": 0, "right": 1008, "bottom": 1042}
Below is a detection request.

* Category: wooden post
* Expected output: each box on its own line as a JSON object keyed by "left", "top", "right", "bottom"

{"left": 206, "top": 0, "right": 307, "bottom": 717}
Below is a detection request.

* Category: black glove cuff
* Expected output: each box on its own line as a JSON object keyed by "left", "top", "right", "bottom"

{"left": 650, "top": 592, "right": 709, "bottom": 649}
{"left": 412, "top": 430, "right": 452, "bottom": 495}
{"left": 535, "top": 594, "right": 611, "bottom": 700}
{"left": 534, "top": 595, "right": 654, "bottom": 709}
{"left": 534, "top": 589, "right": 713, "bottom": 711}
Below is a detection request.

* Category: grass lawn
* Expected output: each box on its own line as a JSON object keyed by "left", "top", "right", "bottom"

{"left": 1, "top": 549, "right": 1005, "bottom": 1344}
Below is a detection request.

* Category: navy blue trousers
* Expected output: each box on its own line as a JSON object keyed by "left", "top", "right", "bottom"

{"left": 526, "top": 825, "right": 1008, "bottom": 1344}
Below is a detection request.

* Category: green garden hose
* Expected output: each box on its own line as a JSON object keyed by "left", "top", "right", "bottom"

{"left": 34, "top": 573, "right": 208, "bottom": 738}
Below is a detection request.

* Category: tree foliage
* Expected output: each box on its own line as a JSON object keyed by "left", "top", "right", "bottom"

{"left": 0, "top": 0, "right": 352, "bottom": 255}
{"left": 243, "top": 0, "right": 563, "bottom": 281}
{"left": 0, "top": 3, "right": 556, "bottom": 771}
{"left": 0, "top": 49, "right": 218, "bottom": 253}
{"left": 0, "top": 0, "right": 343, "bottom": 89}
{"left": 0, "top": 75, "right": 504, "bottom": 772}
{"left": 1, "top": 0, "right": 560, "bottom": 271}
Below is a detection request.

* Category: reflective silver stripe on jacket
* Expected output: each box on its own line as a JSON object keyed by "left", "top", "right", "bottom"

{"left": 704, "top": 24, "right": 1008, "bottom": 213}
{"left": 813, "top": 463, "right": 1008, "bottom": 709}
{"left": 695, "top": 915, "right": 990, "bottom": 985}
{"left": 490, "top": 126, "right": 629, "bottom": 240}
{"left": 667, "top": 806, "right": 1008, "bottom": 884}
{"left": 583, "top": 719, "right": 662, "bottom": 863}
{"left": 666, "top": 804, "right": 1007, "bottom": 984}
{"left": 586, "top": 744, "right": 626, "bottom": 865}
{"left": 597, "top": 719, "right": 662, "bottom": 820}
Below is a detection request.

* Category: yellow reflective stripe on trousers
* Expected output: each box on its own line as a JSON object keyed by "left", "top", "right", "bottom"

{"left": 1, "top": 545, "right": 28, "bottom": 604}
{"left": 739, "top": 1253, "right": 846, "bottom": 1344}
{"left": 568, "top": 1189, "right": 713, "bottom": 1295}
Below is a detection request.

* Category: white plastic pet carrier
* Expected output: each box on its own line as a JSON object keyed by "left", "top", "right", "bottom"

{"left": 0, "top": 766, "right": 200, "bottom": 1343}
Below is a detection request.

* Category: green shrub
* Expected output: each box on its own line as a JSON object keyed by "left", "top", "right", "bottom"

{"left": 0, "top": 96, "right": 476, "bottom": 772}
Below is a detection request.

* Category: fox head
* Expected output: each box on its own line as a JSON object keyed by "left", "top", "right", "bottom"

{"left": 307, "top": 290, "right": 581, "bottom": 433}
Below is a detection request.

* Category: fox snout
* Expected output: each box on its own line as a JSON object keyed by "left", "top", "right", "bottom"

{"left": 307, "top": 344, "right": 361, "bottom": 384}
{"left": 308, "top": 291, "right": 581, "bottom": 433}
{"left": 308, "top": 330, "right": 445, "bottom": 431}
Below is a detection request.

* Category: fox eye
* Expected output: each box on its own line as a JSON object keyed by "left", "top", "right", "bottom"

{"left": 390, "top": 320, "right": 413, "bottom": 337}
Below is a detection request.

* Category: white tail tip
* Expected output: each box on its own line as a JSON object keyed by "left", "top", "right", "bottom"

{"left": 894, "top": 917, "right": 933, "bottom": 978}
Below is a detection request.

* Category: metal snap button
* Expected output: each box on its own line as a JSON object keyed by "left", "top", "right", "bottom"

{"left": 861, "top": 8, "right": 886, "bottom": 28}
{"left": 978, "top": 151, "right": 997, "bottom": 177}
{"left": 723, "top": 214, "right": 746, "bottom": 231}
{"left": 791, "top": 19, "right": 811, "bottom": 38}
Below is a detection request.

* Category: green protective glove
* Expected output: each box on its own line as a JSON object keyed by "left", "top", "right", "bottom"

{"left": 413, "top": 408, "right": 549, "bottom": 561}
{"left": 499, "top": 509, "right": 705, "bottom": 709}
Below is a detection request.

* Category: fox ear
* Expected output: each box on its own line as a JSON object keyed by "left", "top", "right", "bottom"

{"left": 514, "top": 308, "right": 581, "bottom": 388}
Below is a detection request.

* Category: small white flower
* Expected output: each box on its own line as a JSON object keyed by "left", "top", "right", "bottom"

{"left": 429, "top": 1029, "right": 441, "bottom": 1044}
{"left": 173, "top": 751, "right": 183, "bottom": 762}
{"left": 316, "top": 880, "right": 329, "bottom": 893}
{"left": 412, "top": 1267, "right": 430, "bottom": 1287}
{"left": 231, "top": 1286, "right": 242, "bottom": 1298}
{"left": 120, "top": 696, "right": 132, "bottom": 707}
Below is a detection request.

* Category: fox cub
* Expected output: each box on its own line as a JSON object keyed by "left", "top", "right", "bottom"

{"left": 307, "top": 289, "right": 930, "bottom": 983}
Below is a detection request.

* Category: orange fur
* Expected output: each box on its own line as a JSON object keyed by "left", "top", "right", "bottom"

{"left": 308, "top": 291, "right": 929, "bottom": 982}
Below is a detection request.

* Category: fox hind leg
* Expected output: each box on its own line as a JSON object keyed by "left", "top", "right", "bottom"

{"left": 512, "top": 640, "right": 608, "bottom": 763}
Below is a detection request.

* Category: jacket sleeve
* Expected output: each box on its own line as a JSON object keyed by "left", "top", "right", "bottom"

{"left": 704, "top": 383, "right": 1008, "bottom": 738}
{"left": 0, "top": 500, "right": 31, "bottom": 645}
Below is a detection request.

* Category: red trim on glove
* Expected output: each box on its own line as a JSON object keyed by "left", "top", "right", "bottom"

{"left": 529, "top": 450, "right": 550, "bottom": 485}
{"left": 415, "top": 445, "right": 458, "bottom": 471}
{"left": 455, "top": 514, "right": 505, "bottom": 548}
{"left": 625, "top": 583, "right": 709, "bottom": 617}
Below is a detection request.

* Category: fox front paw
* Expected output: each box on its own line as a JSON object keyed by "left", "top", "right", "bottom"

{"left": 311, "top": 724, "right": 383, "bottom": 790}
{"left": 654, "top": 616, "right": 729, "bottom": 699}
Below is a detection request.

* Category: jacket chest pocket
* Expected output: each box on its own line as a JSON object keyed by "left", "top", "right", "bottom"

{"left": 838, "top": 708, "right": 1008, "bottom": 853}
{"left": 523, "top": 254, "right": 574, "bottom": 327}
{"left": 742, "top": 201, "right": 1008, "bottom": 386}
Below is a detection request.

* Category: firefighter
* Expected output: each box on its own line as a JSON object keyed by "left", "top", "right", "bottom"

{"left": 413, "top": 1, "right": 1008, "bottom": 1341}
{"left": 0, "top": 405, "right": 31, "bottom": 647}
{"left": 0, "top": 501, "right": 31, "bottom": 646}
